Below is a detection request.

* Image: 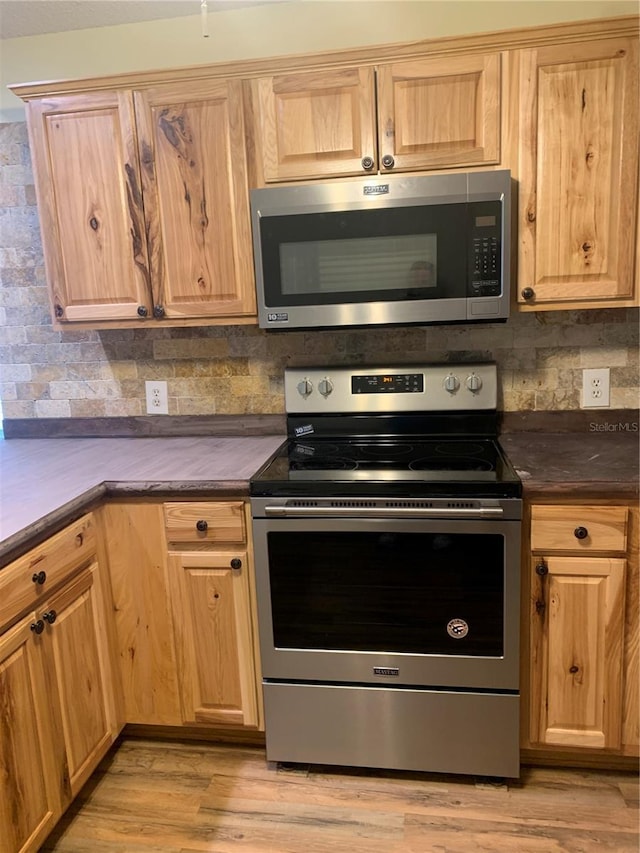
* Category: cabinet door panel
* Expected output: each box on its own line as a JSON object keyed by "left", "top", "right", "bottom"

{"left": 0, "top": 615, "right": 61, "bottom": 853}
{"left": 168, "top": 551, "right": 258, "bottom": 728}
{"left": 531, "top": 556, "right": 626, "bottom": 749}
{"left": 134, "top": 79, "right": 256, "bottom": 320}
{"left": 26, "top": 92, "right": 151, "bottom": 323}
{"left": 254, "top": 67, "right": 377, "bottom": 181}
{"left": 517, "top": 38, "right": 638, "bottom": 308}
{"left": 622, "top": 506, "right": 639, "bottom": 752}
{"left": 101, "top": 503, "right": 182, "bottom": 726}
{"left": 45, "top": 563, "right": 115, "bottom": 797}
{"left": 377, "top": 53, "right": 500, "bottom": 171}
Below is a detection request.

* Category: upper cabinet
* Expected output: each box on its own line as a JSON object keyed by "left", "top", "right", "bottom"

{"left": 13, "top": 17, "right": 639, "bottom": 327}
{"left": 25, "top": 80, "right": 256, "bottom": 328}
{"left": 133, "top": 79, "right": 255, "bottom": 321}
{"left": 513, "top": 37, "right": 639, "bottom": 311}
{"left": 26, "top": 92, "right": 152, "bottom": 324}
{"left": 249, "top": 53, "right": 501, "bottom": 183}
{"left": 377, "top": 54, "right": 501, "bottom": 173}
{"left": 250, "top": 67, "right": 377, "bottom": 182}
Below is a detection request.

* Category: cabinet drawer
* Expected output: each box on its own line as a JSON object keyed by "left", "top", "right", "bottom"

{"left": 530, "top": 505, "right": 628, "bottom": 553}
{"left": 0, "top": 513, "right": 96, "bottom": 632}
{"left": 164, "top": 501, "right": 246, "bottom": 547}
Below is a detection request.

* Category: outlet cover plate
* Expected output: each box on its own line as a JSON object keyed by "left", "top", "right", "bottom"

{"left": 582, "top": 368, "right": 610, "bottom": 408}
{"left": 145, "top": 380, "right": 169, "bottom": 414}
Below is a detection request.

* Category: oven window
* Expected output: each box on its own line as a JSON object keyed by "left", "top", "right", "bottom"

{"left": 267, "top": 531, "right": 504, "bottom": 656}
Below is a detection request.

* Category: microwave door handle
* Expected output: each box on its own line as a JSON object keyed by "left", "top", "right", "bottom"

{"left": 263, "top": 506, "right": 504, "bottom": 518}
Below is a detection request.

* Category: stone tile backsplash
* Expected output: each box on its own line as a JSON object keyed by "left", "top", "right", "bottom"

{"left": 0, "top": 121, "right": 638, "bottom": 419}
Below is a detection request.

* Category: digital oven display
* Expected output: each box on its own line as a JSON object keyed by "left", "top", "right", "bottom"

{"left": 352, "top": 373, "right": 424, "bottom": 394}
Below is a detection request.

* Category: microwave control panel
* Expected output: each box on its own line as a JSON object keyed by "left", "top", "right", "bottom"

{"left": 468, "top": 201, "right": 502, "bottom": 297}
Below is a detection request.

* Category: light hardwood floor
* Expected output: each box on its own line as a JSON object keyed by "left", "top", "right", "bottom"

{"left": 42, "top": 737, "right": 639, "bottom": 852}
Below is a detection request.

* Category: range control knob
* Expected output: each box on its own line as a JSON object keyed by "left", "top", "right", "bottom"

{"left": 318, "top": 378, "right": 334, "bottom": 397}
{"left": 297, "top": 378, "right": 313, "bottom": 397}
{"left": 466, "top": 373, "right": 483, "bottom": 393}
{"left": 443, "top": 374, "right": 460, "bottom": 394}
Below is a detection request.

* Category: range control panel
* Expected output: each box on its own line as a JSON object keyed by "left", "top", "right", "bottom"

{"left": 285, "top": 364, "right": 498, "bottom": 413}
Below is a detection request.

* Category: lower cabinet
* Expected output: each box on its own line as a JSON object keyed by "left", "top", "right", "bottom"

{"left": 524, "top": 502, "right": 638, "bottom": 760}
{"left": 167, "top": 550, "right": 259, "bottom": 727}
{"left": 0, "top": 516, "right": 119, "bottom": 853}
{"left": 0, "top": 613, "right": 60, "bottom": 853}
{"left": 102, "top": 499, "right": 262, "bottom": 731}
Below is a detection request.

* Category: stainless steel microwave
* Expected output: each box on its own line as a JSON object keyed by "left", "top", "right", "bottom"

{"left": 250, "top": 170, "right": 512, "bottom": 331}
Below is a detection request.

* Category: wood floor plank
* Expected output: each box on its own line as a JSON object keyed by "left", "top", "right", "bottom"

{"left": 42, "top": 737, "right": 640, "bottom": 853}
{"left": 200, "top": 772, "right": 638, "bottom": 833}
{"left": 403, "top": 812, "right": 640, "bottom": 853}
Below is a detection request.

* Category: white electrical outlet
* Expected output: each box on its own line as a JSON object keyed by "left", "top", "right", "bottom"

{"left": 145, "top": 380, "right": 169, "bottom": 415}
{"left": 582, "top": 368, "right": 610, "bottom": 408}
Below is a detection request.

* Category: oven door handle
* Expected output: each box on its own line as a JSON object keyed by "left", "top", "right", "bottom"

{"left": 263, "top": 506, "right": 504, "bottom": 518}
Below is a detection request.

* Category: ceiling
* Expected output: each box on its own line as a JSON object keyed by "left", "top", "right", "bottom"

{"left": 0, "top": 0, "right": 278, "bottom": 39}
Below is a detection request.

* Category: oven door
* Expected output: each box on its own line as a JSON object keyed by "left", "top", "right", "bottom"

{"left": 251, "top": 512, "right": 520, "bottom": 691}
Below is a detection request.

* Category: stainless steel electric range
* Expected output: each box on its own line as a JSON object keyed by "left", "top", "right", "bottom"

{"left": 250, "top": 363, "right": 522, "bottom": 779}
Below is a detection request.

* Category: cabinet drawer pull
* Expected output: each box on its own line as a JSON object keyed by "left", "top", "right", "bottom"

{"left": 31, "top": 570, "right": 47, "bottom": 585}
{"left": 381, "top": 154, "right": 395, "bottom": 169}
{"left": 43, "top": 610, "right": 57, "bottom": 625}
{"left": 535, "top": 561, "right": 548, "bottom": 576}
{"left": 30, "top": 620, "right": 45, "bottom": 635}
{"left": 574, "top": 526, "right": 588, "bottom": 540}
{"left": 361, "top": 156, "right": 374, "bottom": 171}
{"left": 230, "top": 558, "right": 242, "bottom": 571}
{"left": 196, "top": 519, "right": 208, "bottom": 532}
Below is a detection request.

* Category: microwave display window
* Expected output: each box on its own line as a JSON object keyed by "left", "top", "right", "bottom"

{"left": 280, "top": 233, "right": 438, "bottom": 296}
{"left": 475, "top": 215, "right": 496, "bottom": 227}
{"left": 259, "top": 203, "right": 475, "bottom": 307}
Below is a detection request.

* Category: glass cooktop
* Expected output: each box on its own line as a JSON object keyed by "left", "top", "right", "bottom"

{"left": 250, "top": 436, "right": 522, "bottom": 498}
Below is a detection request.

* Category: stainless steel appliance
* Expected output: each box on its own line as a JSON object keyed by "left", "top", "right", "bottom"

{"left": 250, "top": 363, "right": 522, "bottom": 779}
{"left": 250, "top": 170, "right": 511, "bottom": 330}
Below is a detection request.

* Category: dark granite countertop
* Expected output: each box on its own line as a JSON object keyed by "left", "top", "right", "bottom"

{"left": 500, "top": 431, "right": 639, "bottom": 499}
{"left": 0, "top": 435, "right": 285, "bottom": 566}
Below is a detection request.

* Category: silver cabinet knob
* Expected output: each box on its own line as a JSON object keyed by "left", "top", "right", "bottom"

{"left": 318, "top": 378, "right": 334, "bottom": 397}
{"left": 443, "top": 374, "right": 460, "bottom": 393}
{"left": 465, "top": 373, "right": 483, "bottom": 392}
{"left": 297, "top": 379, "right": 313, "bottom": 397}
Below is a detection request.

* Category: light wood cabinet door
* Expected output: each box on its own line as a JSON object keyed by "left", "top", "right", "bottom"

{"left": 167, "top": 550, "right": 259, "bottom": 728}
{"left": 530, "top": 555, "right": 626, "bottom": 750}
{"left": 622, "top": 506, "right": 639, "bottom": 753}
{"left": 0, "top": 615, "right": 62, "bottom": 853}
{"left": 42, "top": 562, "right": 117, "bottom": 798}
{"left": 26, "top": 91, "right": 152, "bottom": 324}
{"left": 251, "top": 67, "right": 377, "bottom": 181}
{"left": 100, "top": 502, "right": 182, "bottom": 726}
{"left": 134, "top": 79, "right": 256, "bottom": 320}
{"left": 377, "top": 53, "right": 501, "bottom": 172}
{"left": 516, "top": 37, "right": 639, "bottom": 310}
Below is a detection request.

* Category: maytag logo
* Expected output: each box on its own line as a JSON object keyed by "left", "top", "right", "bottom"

{"left": 373, "top": 666, "right": 399, "bottom": 677}
{"left": 364, "top": 184, "right": 390, "bottom": 196}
